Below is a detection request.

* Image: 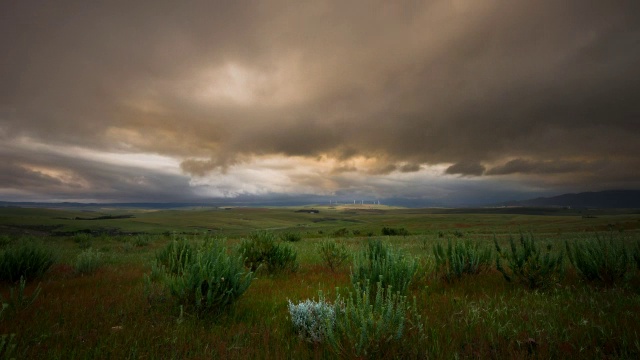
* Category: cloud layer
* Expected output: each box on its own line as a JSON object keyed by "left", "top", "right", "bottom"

{"left": 1, "top": 1, "right": 639, "bottom": 204}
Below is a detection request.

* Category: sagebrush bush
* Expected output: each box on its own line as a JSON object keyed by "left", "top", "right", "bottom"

{"left": 288, "top": 292, "right": 335, "bottom": 343}
{"left": 75, "top": 248, "right": 103, "bottom": 275}
{"left": 351, "top": 239, "right": 417, "bottom": 296}
{"left": 155, "top": 237, "right": 194, "bottom": 275}
{"left": 133, "top": 235, "right": 151, "bottom": 247}
{"left": 280, "top": 232, "right": 302, "bottom": 242}
{"left": 238, "top": 231, "right": 298, "bottom": 273}
{"left": 381, "top": 227, "right": 410, "bottom": 236}
{"left": 495, "top": 234, "right": 564, "bottom": 289}
{"left": 158, "top": 239, "right": 253, "bottom": 316}
{"left": 433, "top": 239, "right": 492, "bottom": 282}
{"left": 324, "top": 281, "right": 424, "bottom": 358}
{"left": 0, "top": 241, "right": 55, "bottom": 282}
{"left": 566, "top": 234, "right": 630, "bottom": 285}
{"left": 318, "top": 239, "right": 351, "bottom": 272}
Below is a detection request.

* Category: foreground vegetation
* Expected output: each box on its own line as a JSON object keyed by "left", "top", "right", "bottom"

{"left": 1, "top": 206, "right": 640, "bottom": 359}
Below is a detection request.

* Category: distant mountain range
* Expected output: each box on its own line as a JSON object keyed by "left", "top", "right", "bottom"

{"left": 494, "top": 190, "right": 640, "bottom": 209}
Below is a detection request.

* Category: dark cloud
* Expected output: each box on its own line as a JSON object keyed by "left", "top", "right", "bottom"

{"left": 486, "top": 159, "right": 597, "bottom": 176}
{"left": 1, "top": 1, "right": 639, "bottom": 203}
{"left": 399, "top": 163, "right": 421, "bottom": 173}
{"left": 445, "top": 162, "right": 486, "bottom": 176}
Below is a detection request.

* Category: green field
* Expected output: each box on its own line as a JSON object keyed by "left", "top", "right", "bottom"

{"left": 1, "top": 205, "right": 640, "bottom": 359}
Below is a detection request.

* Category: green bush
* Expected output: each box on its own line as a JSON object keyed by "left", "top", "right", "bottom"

{"left": 566, "top": 234, "right": 630, "bottom": 285}
{"left": 73, "top": 233, "right": 92, "bottom": 249}
{"left": 280, "top": 232, "right": 302, "bottom": 242}
{"left": 133, "top": 235, "right": 151, "bottom": 247}
{"left": 317, "top": 239, "right": 351, "bottom": 272}
{"left": 351, "top": 239, "right": 417, "bottom": 296}
{"left": 332, "top": 228, "right": 350, "bottom": 237}
{"left": 0, "top": 242, "right": 55, "bottom": 282}
{"left": 155, "top": 237, "right": 194, "bottom": 275}
{"left": 433, "top": 239, "right": 492, "bottom": 282}
{"left": 495, "top": 234, "right": 564, "bottom": 290}
{"left": 163, "top": 239, "right": 253, "bottom": 316}
{"left": 324, "top": 281, "right": 424, "bottom": 358}
{"left": 75, "top": 248, "right": 103, "bottom": 276}
{"left": 238, "top": 231, "right": 298, "bottom": 273}
{"left": 381, "top": 227, "right": 410, "bottom": 236}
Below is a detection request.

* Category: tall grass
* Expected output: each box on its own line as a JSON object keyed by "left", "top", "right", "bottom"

{"left": 0, "top": 276, "right": 42, "bottom": 319}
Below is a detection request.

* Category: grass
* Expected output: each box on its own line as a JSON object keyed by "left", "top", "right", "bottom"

{"left": 0, "top": 207, "right": 639, "bottom": 358}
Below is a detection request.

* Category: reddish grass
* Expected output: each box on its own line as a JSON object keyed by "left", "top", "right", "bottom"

{"left": 2, "top": 239, "right": 640, "bottom": 359}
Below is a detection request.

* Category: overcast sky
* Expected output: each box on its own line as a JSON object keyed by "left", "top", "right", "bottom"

{"left": 1, "top": 1, "right": 639, "bottom": 206}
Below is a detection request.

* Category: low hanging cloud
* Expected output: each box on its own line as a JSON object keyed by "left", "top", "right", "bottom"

{"left": 1, "top": 1, "right": 639, "bottom": 203}
{"left": 486, "top": 159, "right": 599, "bottom": 176}
{"left": 445, "top": 162, "right": 486, "bottom": 176}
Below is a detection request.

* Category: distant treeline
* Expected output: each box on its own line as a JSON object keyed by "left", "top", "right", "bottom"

{"left": 74, "top": 214, "right": 135, "bottom": 220}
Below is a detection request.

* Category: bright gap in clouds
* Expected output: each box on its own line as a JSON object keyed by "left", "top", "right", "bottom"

{"left": 188, "top": 154, "right": 454, "bottom": 199}
{"left": 10, "top": 136, "right": 182, "bottom": 174}
{"left": 193, "top": 57, "right": 307, "bottom": 107}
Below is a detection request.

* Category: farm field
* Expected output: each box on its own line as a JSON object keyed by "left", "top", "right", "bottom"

{"left": 1, "top": 205, "right": 640, "bottom": 359}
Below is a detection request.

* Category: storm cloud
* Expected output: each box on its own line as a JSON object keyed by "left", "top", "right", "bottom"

{"left": 1, "top": 1, "right": 639, "bottom": 204}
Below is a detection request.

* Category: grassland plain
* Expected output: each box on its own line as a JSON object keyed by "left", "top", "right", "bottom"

{"left": 1, "top": 205, "right": 640, "bottom": 359}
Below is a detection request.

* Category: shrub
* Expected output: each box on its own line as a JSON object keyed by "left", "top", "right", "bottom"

{"left": 433, "top": 239, "right": 492, "bottom": 282}
{"left": 161, "top": 239, "right": 253, "bottom": 316}
{"left": 75, "top": 248, "right": 103, "bottom": 276}
{"left": 280, "top": 232, "right": 302, "bottom": 242}
{"left": 0, "top": 242, "right": 55, "bottom": 282}
{"left": 73, "top": 233, "right": 92, "bottom": 249}
{"left": 133, "top": 235, "right": 151, "bottom": 247}
{"left": 324, "top": 281, "right": 424, "bottom": 358}
{"left": 381, "top": 227, "right": 410, "bottom": 236}
{"left": 332, "top": 228, "right": 350, "bottom": 237}
{"left": 155, "top": 237, "right": 194, "bottom": 275}
{"left": 495, "top": 234, "right": 564, "bottom": 290}
{"left": 0, "top": 235, "right": 12, "bottom": 248}
{"left": 566, "top": 234, "right": 630, "bottom": 285}
{"left": 238, "top": 231, "right": 298, "bottom": 273}
{"left": 317, "top": 239, "right": 351, "bottom": 272}
{"left": 288, "top": 292, "right": 336, "bottom": 343}
{"left": 351, "top": 239, "right": 417, "bottom": 296}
